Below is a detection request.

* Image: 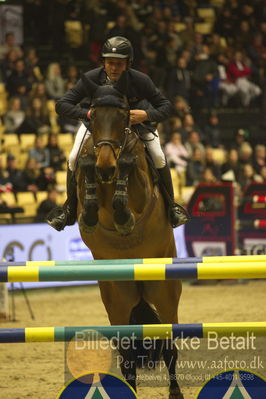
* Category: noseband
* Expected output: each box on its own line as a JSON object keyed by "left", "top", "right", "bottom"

{"left": 93, "top": 127, "right": 131, "bottom": 160}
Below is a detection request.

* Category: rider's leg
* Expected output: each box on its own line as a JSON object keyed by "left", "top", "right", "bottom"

{"left": 142, "top": 130, "right": 189, "bottom": 228}
{"left": 46, "top": 123, "right": 90, "bottom": 231}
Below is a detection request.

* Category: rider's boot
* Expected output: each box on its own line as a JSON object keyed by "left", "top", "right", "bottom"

{"left": 46, "top": 166, "right": 78, "bottom": 231}
{"left": 157, "top": 163, "right": 190, "bottom": 228}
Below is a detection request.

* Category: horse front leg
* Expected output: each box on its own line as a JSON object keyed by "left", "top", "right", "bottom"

{"left": 112, "top": 153, "right": 136, "bottom": 235}
{"left": 78, "top": 155, "right": 99, "bottom": 233}
{"left": 99, "top": 281, "right": 140, "bottom": 393}
{"left": 144, "top": 281, "right": 184, "bottom": 399}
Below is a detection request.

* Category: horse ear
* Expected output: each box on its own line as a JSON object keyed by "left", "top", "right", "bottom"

{"left": 81, "top": 73, "right": 99, "bottom": 96}
{"left": 114, "top": 71, "right": 128, "bottom": 95}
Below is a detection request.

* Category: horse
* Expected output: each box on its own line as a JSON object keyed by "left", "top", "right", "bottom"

{"left": 75, "top": 72, "right": 183, "bottom": 399}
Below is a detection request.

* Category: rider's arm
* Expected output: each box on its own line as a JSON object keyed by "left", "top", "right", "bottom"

{"left": 55, "top": 79, "right": 89, "bottom": 121}
{"left": 131, "top": 70, "right": 174, "bottom": 122}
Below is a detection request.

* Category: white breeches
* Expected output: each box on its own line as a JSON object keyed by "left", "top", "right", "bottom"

{"left": 68, "top": 123, "right": 166, "bottom": 171}
{"left": 69, "top": 123, "right": 90, "bottom": 171}
{"left": 236, "top": 78, "right": 262, "bottom": 106}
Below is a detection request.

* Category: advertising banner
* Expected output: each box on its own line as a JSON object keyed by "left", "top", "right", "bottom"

{"left": 0, "top": 5, "right": 23, "bottom": 44}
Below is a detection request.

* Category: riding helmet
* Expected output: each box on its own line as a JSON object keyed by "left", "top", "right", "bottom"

{"left": 102, "top": 36, "right": 133, "bottom": 62}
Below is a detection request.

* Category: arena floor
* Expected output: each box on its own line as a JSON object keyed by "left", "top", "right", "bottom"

{"left": 0, "top": 280, "right": 265, "bottom": 399}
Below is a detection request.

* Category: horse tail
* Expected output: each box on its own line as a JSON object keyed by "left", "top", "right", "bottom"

{"left": 129, "top": 298, "right": 163, "bottom": 367}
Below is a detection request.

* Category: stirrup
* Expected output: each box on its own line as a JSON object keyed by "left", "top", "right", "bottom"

{"left": 46, "top": 206, "right": 68, "bottom": 231}
{"left": 169, "top": 203, "right": 190, "bottom": 228}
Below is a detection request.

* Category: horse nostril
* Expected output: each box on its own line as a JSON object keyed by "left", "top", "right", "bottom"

{"left": 96, "top": 166, "right": 116, "bottom": 182}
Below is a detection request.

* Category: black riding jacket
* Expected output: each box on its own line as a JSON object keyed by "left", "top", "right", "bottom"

{"left": 55, "top": 67, "right": 173, "bottom": 133}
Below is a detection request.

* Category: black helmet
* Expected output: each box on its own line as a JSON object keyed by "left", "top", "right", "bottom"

{"left": 102, "top": 36, "right": 133, "bottom": 62}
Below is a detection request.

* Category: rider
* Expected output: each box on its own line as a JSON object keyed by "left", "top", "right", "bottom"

{"left": 47, "top": 36, "right": 189, "bottom": 231}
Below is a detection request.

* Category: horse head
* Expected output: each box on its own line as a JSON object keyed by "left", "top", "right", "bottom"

{"left": 82, "top": 72, "right": 130, "bottom": 184}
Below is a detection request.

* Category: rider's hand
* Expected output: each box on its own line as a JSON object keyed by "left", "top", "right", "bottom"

{"left": 130, "top": 110, "right": 148, "bottom": 124}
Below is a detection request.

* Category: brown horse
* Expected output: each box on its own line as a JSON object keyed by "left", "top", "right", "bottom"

{"left": 75, "top": 73, "right": 183, "bottom": 399}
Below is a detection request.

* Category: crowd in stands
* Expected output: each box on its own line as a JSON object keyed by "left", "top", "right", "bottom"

{"left": 0, "top": 0, "right": 266, "bottom": 221}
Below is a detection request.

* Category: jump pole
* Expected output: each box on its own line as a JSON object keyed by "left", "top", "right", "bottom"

{"left": 0, "top": 322, "right": 266, "bottom": 343}
{"left": 0, "top": 254, "right": 266, "bottom": 267}
{"left": 0, "top": 262, "right": 266, "bottom": 282}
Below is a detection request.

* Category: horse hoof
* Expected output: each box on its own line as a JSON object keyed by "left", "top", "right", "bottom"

{"left": 114, "top": 212, "right": 135, "bottom": 236}
{"left": 78, "top": 214, "right": 98, "bottom": 234}
{"left": 169, "top": 388, "right": 184, "bottom": 399}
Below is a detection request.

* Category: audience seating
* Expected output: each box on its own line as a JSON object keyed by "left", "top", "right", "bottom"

{"left": 16, "top": 192, "right": 37, "bottom": 217}
{"left": 3, "top": 134, "right": 20, "bottom": 155}
{"left": 20, "top": 134, "right": 36, "bottom": 152}
{"left": 197, "top": 8, "right": 216, "bottom": 23}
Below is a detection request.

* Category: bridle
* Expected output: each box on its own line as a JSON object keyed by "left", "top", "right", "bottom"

{"left": 90, "top": 96, "right": 132, "bottom": 160}
{"left": 93, "top": 127, "right": 132, "bottom": 160}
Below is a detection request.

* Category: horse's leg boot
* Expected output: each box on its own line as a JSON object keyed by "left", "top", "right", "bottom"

{"left": 157, "top": 164, "right": 190, "bottom": 228}
{"left": 46, "top": 166, "right": 77, "bottom": 231}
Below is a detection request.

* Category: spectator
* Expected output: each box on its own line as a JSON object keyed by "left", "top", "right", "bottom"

{"left": 5, "top": 154, "right": 24, "bottom": 192}
{"left": 65, "top": 64, "right": 79, "bottom": 85}
{"left": 29, "top": 82, "right": 48, "bottom": 104}
{"left": 164, "top": 131, "right": 189, "bottom": 185}
{"left": 221, "top": 148, "right": 241, "bottom": 181}
{"left": 252, "top": 144, "right": 266, "bottom": 174}
{"left": 22, "top": 96, "right": 51, "bottom": 135}
{"left": 247, "top": 33, "right": 266, "bottom": 83}
{"left": 179, "top": 17, "right": 196, "bottom": 48}
{"left": 165, "top": 57, "right": 191, "bottom": 101}
{"left": 214, "top": 7, "right": 235, "bottom": 42}
{"left": 0, "top": 32, "right": 23, "bottom": 61}
{"left": 6, "top": 59, "right": 32, "bottom": 96}
{"left": 260, "top": 165, "right": 266, "bottom": 182}
{"left": 0, "top": 156, "right": 12, "bottom": 193}
{"left": 200, "top": 166, "right": 218, "bottom": 184}
{"left": 238, "top": 163, "right": 263, "bottom": 192}
{"left": 231, "top": 128, "right": 250, "bottom": 149}
{"left": 191, "top": 44, "right": 220, "bottom": 108}
{"left": 259, "top": 20, "right": 266, "bottom": 46}
{"left": 37, "top": 167, "right": 56, "bottom": 191}
{"left": 24, "top": 47, "right": 43, "bottom": 82}
{"left": 205, "top": 147, "right": 222, "bottom": 180}
{"left": 36, "top": 187, "right": 58, "bottom": 222}
{"left": 28, "top": 136, "right": 50, "bottom": 169}
{"left": 165, "top": 22, "right": 183, "bottom": 65}
{"left": 203, "top": 112, "right": 222, "bottom": 147}
{"left": 20, "top": 158, "right": 40, "bottom": 193}
{"left": 45, "top": 62, "right": 66, "bottom": 100}
{"left": 172, "top": 96, "right": 191, "bottom": 120}
{"left": 3, "top": 97, "right": 25, "bottom": 134}
{"left": 227, "top": 51, "right": 261, "bottom": 107}
{"left": 233, "top": 21, "right": 253, "bottom": 50}
{"left": 208, "top": 33, "right": 227, "bottom": 59}
{"left": 183, "top": 115, "right": 202, "bottom": 142}
{"left": 46, "top": 134, "right": 66, "bottom": 171}
{"left": 217, "top": 53, "right": 239, "bottom": 106}
{"left": 238, "top": 142, "right": 253, "bottom": 166}
{"left": 132, "top": 0, "right": 154, "bottom": 23}
{"left": 15, "top": 84, "right": 29, "bottom": 111}
{"left": 190, "top": 32, "right": 205, "bottom": 60}
{"left": 164, "top": 116, "right": 187, "bottom": 142}
{"left": 238, "top": 3, "right": 256, "bottom": 28}
{"left": 186, "top": 147, "right": 205, "bottom": 185}
{"left": 185, "top": 130, "right": 205, "bottom": 158}
{"left": 1, "top": 49, "right": 19, "bottom": 83}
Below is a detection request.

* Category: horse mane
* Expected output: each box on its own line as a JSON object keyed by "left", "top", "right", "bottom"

{"left": 92, "top": 93, "right": 128, "bottom": 109}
